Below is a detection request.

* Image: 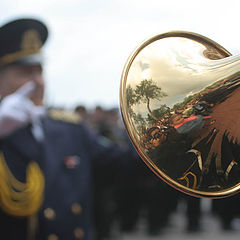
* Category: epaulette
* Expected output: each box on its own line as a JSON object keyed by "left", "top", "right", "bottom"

{"left": 48, "top": 109, "right": 81, "bottom": 124}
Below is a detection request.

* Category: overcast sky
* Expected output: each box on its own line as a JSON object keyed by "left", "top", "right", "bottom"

{"left": 1, "top": 0, "right": 240, "bottom": 110}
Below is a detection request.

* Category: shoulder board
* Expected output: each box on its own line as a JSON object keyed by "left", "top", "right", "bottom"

{"left": 48, "top": 109, "right": 81, "bottom": 124}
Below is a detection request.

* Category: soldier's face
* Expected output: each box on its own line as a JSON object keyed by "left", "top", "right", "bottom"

{"left": 0, "top": 64, "right": 45, "bottom": 105}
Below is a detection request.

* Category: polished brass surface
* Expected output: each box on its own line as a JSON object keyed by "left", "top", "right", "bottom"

{"left": 120, "top": 31, "right": 240, "bottom": 198}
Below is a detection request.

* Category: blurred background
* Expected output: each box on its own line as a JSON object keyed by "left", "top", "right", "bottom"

{"left": 1, "top": 0, "right": 240, "bottom": 110}
{"left": 2, "top": 0, "right": 240, "bottom": 239}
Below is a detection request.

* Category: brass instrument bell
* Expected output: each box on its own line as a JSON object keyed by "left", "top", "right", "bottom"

{"left": 120, "top": 31, "right": 240, "bottom": 198}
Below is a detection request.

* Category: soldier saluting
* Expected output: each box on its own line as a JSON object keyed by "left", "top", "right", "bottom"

{"left": 0, "top": 18, "right": 137, "bottom": 240}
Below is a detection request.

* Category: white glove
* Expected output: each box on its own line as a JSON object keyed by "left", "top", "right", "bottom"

{"left": 0, "top": 82, "right": 46, "bottom": 138}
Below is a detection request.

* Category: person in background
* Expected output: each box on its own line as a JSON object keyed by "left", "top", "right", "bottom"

{"left": 74, "top": 105, "right": 89, "bottom": 123}
{"left": 0, "top": 17, "right": 138, "bottom": 240}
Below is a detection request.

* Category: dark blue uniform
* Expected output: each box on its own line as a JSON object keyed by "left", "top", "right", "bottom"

{"left": 0, "top": 110, "right": 136, "bottom": 240}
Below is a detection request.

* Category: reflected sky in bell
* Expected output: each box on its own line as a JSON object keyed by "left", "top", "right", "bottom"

{"left": 0, "top": 0, "right": 240, "bottom": 109}
{"left": 126, "top": 35, "right": 240, "bottom": 118}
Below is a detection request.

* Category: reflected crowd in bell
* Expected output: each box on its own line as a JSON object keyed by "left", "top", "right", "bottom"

{"left": 73, "top": 104, "right": 240, "bottom": 239}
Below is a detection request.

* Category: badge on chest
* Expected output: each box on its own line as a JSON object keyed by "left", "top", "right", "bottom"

{"left": 64, "top": 155, "right": 81, "bottom": 169}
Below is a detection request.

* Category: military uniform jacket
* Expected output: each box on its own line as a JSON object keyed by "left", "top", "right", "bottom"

{"left": 0, "top": 112, "right": 134, "bottom": 240}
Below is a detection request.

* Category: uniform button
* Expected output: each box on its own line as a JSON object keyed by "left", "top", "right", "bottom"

{"left": 74, "top": 228, "right": 84, "bottom": 239}
{"left": 48, "top": 234, "right": 58, "bottom": 240}
{"left": 71, "top": 203, "right": 82, "bottom": 215}
{"left": 44, "top": 208, "right": 56, "bottom": 220}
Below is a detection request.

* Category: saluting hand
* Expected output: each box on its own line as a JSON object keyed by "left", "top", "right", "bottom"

{"left": 0, "top": 82, "right": 46, "bottom": 138}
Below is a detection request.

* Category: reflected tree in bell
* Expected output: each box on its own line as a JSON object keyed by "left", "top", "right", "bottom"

{"left": 135, "top": 79, "right": 167, "bottom": 121}
{"left": 126, "top": 85, "right": 137, "bottom": 118}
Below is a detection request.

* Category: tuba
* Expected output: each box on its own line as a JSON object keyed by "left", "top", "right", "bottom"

{"left": 120, "top": 31, "right": 240, "bottom": 198}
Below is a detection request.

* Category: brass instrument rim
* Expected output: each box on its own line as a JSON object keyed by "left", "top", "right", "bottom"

{"left": 120, "top": 31, "right": 239, "bottom": 199}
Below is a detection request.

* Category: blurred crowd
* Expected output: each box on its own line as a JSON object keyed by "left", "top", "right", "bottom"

{"left": 72, "top": 104, "right": 240, "bottom": 240}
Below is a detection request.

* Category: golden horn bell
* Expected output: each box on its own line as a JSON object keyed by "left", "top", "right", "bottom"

{"left": 120, "top": 31, "right": 240, "bottom": 198}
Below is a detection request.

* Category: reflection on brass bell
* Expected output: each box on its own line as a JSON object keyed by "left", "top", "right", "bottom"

{"left": 120, "top": 31, "right": 240, "bottom": 198}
